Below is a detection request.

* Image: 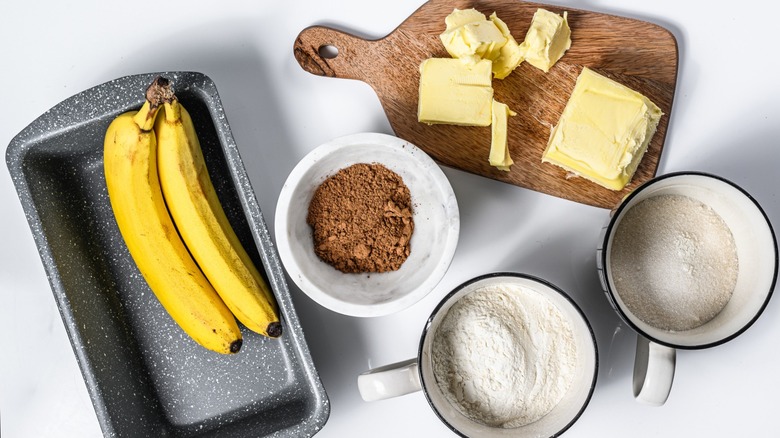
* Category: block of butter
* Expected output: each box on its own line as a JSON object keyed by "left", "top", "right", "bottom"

{"left": 489, "top": 13, "right": 524, "bottom": 79}
{"left": 489, "top": 100, "right": 516, "bottom": 171}
{"left": 440, "top": 9, "right": 507, "bottom": 64}
{"left": 542, "top": 67, "right": 663, "bottom": 190}
{"left": 418, "top": 58, "right": 493, "bottom": 126}
{"left": 519, "top": 8, "right": 571, "bottom": 72}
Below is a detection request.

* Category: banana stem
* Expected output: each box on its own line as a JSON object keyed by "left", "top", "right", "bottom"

{"left": 133, "top": 77, "right": 175, "bottom": 131}
{"left": 146, "top": 76, "right": 175, "bottom": 107}
{"left": 163, "top": 99, "right": 182, "bottom": 122}
{"left": 131, "top": 101, "right": 158, "bottom": 131}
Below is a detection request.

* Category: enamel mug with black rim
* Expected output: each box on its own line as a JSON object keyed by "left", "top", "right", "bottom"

{"left": 358, "top": 273, "right": 598, "bottom": 438}
{"left": 598, "top": 172, "right": 778, "bottom": 406}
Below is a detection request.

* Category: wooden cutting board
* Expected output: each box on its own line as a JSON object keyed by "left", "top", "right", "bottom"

{"left": 293, "top": 0, "right": 678, "bottom": 208}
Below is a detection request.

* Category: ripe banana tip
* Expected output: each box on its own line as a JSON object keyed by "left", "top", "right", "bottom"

{"left": 230, "top": 339, "right": 243, "bottom": 354}
{"left": 267, "top": 322, "right": 283, "bottom": 338}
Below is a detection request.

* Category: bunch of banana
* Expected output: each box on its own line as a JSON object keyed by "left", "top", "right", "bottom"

{"left": 103, "top": 77, "right": 281, "bottom": 354}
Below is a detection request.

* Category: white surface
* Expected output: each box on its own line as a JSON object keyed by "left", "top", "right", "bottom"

{"left": 0, "top": 1, "right": 777, "bottom": 437}
{"left": 275, "top": 133, "right": 459, "bottom": 317}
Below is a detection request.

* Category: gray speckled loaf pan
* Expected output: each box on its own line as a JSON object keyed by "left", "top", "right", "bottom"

{"left": 6, "top": 72, "right": 330, "bottom": 437}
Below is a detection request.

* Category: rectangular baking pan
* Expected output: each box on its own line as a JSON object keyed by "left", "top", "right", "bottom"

{"left": 6, "top": 72, "right": 329, "bottom": 437}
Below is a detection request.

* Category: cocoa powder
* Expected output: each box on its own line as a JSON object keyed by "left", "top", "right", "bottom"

{"left": 307, "top": 163, "right": 414, "bottom": 273}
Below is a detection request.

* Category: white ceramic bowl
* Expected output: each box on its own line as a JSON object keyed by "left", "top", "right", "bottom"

{"left": 275, "top": 133, "right": 460, "bottom": 317}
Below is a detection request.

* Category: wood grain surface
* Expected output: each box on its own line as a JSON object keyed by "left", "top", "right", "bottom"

{"left": 293, "top": 0, "right": 678, "bottom": 208}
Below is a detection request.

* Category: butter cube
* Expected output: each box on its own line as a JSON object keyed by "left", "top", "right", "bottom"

{"left": 519, "top": 9, "right": 571, "bottom": 72}
{"left": 542, "top": 67, "right": 663, "bottom": 190}
{"left": 489, "top": 13, "right": 524, "bottom": 79}
{"left": 440, "top": 8, "right": 507, "bottom": 64}
{"left": 489, "top": 100, "right": 516, "bottom": 171}
{"left": 418, "top": 58, "right": 494, "bottom": 126}
{"left": 444, "top": 8, "right": 486, "bottom": 29}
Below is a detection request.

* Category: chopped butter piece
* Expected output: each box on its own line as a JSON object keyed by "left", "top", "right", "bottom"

{"left": 440, "top": 8, "right": 507, "bottom": 64}
{"left": 519, "top": 9, "right": 571, "bottom": 72}
{"left": 489, "top": 13, "right": 524, "bottom": 79}
{"left": 418, "top": 58, "right": 494, "bottom": 126}
{"left": 490, "top": 100, "right": 516, "bottom": 171}
{"left": 444, "top": 7, "right": 486, "bottom": 30}
{"left": 542, "top": 67, "right": 663, "bottom": 190}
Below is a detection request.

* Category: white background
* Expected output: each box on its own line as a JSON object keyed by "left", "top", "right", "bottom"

{"left": 1, "top": 0, "right": 778, "bottom": 437}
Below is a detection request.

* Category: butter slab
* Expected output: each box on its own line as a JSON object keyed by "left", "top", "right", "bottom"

{"left": 418, "top": 58, "right": 494, "bottom": 126}
{"left": 542, "top": 67, "right": 663, "bottom": 190}
{"left": 489, "top": 100, "right": 516, "bottom": 171}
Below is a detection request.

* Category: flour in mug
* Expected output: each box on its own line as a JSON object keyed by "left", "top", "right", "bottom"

{"left": 431, "top": 284, "right": 578, "bottom": 428}
{"left": 609, "top": 194, "right": 738, "bottom": 331}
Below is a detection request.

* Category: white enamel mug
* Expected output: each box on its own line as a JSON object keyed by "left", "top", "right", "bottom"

{"left": 598, "top": 172, "right": 778, "bottom": 406}
{"left": 358, "top": 273, "right": 598, "bottom": 438}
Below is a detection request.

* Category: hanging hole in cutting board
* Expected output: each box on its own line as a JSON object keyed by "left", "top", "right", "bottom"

{"left": 318, "top": 44, "right": 338, "bottom": 59}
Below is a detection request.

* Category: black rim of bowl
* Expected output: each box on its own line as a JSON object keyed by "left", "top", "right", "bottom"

{"left": 600, "top": 171, "right": 779, "bottom": 350}
{"left": 416, "top": 272, "right": 599, "bottom": 438}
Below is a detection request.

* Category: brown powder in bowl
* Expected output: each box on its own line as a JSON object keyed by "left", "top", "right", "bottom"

{"left": 306, "top": 163, "right": 414, "bottom": 273}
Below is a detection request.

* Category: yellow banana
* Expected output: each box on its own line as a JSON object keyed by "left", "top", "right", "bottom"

{"left": 155, "top": 92, "right": 282, "bottom": 338}
{"left": 103, "top": 77, "right": 243, "bottom": 354}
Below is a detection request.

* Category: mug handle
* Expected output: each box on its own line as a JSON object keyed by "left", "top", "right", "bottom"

{"left": 358, "top": 358, "right": 421, "bottom": 402}
{"left": 633, "top": 334, "right": 676, "bottom": 406}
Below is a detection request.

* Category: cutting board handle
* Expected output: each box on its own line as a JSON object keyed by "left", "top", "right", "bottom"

{"left": 294, "top": 26, "right": 376, "bottom": 81}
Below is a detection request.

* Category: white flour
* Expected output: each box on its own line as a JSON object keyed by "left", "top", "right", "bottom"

{"left": 431, "top": 284, "right": 578, "bottom": 428}
{"left": 610, "top": 194, "right": 738, "bottom": 331}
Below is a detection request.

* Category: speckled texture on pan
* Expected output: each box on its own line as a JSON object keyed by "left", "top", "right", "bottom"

{"left": 6, "top": 72, "right": 330, "bottom": 437}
